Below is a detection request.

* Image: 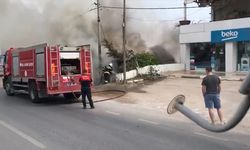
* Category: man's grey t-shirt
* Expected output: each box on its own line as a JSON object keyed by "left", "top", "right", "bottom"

{"left": 201, "top": 74, "right": 221, "bottom": 94}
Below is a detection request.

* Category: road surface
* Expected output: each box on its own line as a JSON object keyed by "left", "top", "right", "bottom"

{"left": 0, "top": 87, "right": 249, "bottom": 150}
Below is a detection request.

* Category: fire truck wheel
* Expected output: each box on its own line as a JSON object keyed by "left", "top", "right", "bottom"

{"left": 5, "top": 81, "right": 14, "bottom": 96}
{"left": 29, "top": 82, "right": 40, "bottom": 103}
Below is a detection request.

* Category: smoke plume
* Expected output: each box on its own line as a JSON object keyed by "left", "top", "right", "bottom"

{"left": 99, "top": 1, "right": 147, "bottom": 53}
{"left": 0, "top": 0, "right": 96, "bottom": 49}
{"left": 0, "top": 0, "right": 180, "bottom": 63}
{"left": 150, "top": 25, "right": 180, "bottom": 63}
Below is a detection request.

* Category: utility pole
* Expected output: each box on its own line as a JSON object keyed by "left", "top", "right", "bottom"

{"left": 122, "top": 0, "right": 126, "bottom": 84}
{"left": 96, "top": 0, "right": 102, "bottom": 75}
{"left": 184, "top": 1, "right": 187, "bottom": 20}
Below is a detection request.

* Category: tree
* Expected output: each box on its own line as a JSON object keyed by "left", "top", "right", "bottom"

{"left": 103, "top": 39, "right": 159, "bottom": 73}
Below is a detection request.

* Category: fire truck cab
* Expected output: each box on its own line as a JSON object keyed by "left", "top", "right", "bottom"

{"left": 2, "top": 43, "right": 92, "bottom": 103}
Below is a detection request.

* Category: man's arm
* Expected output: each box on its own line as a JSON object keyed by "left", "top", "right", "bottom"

{"left": 202, "top": 85, "right": 206, "bottom": 96}
{"left": 218, "top": 77, "right": 221, "bottom": 94}
{"left": 218, "top": 84, "right": 221, "bottom": 94}
{"left": 201, "top": 78, "right": 206, "bottom": 96}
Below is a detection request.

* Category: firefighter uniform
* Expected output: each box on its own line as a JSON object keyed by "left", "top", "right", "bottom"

{"left": 103, "top": 64, "right": 113, "bottom": 83}
{"left": 79, "top": 74, "right": 94, "bottom": 109}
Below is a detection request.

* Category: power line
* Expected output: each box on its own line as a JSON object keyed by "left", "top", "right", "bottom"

{"left": 89, "top": 5, "right": 206, "bottom": 12}
{"left": 101, "top": 5, "right": 204, "bottom": 10}
{"left": 126, "top": 16, "right": 182, "bottom": 22}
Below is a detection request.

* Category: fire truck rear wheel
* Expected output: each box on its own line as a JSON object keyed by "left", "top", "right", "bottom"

{"left": 29, "top": 82, "right": 40, "bottom": 103}
{"left": 5, "top": 81, "right": 14, "bottom": 96}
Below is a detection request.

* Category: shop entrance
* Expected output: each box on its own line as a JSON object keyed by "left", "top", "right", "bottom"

{"left": 190, "top": 43, "right": 225, "bottom": 71}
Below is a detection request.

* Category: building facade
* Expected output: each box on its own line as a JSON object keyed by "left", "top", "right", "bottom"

{"left": 180, "top": 0, "right": 250, "bottom": 72}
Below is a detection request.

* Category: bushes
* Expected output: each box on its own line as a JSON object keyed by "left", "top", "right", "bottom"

{"left": 136, "top": 53, "right": 159, "bottom": 67}
{"left": 126, "top": 52, "right": 159, "bottom": 72}
{"left": 103, "top": 39, "right": 159, "bottom": 73}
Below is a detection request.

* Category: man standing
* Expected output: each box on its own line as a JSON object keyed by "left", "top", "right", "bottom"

{"left": 201, "top": 66, "right": 224, "bottom": 124}
{"left": 79, "top": 71, "right": 95, "bottom": 109}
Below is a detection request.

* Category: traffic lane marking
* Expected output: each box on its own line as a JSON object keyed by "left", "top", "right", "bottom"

{"left": 0, "top": 120, "right": 46, "bottom": 149}
{"left": 105, "top": 110, "right": 160, "bottom": 125}
{"left": 194, "top": 132, "right": 229, "bottom": 142}
{"left": 105, "top": 111, "right": 121, "bottom": 116}
{"left": 138, "top": 118, "right": 160, "bottom": 126}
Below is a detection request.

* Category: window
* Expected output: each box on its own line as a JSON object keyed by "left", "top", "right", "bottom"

{"left": 60, "top": 52, "right": 80, "bottom": 75}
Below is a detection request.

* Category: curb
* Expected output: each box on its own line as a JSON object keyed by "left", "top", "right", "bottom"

{"left": 181, "top": 75, "right": 201, "bottom": 79}
{"left": 180, "top": 74, "right": 244, "bottom": 81}
{"left": 220, "top": 77, "right": 244, "bottom": 81}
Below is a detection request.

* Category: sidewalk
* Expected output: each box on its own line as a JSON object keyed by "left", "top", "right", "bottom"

{"left": 92, "top": 71, "right": 250, "bottom": 134}
{"left": 168, "top": 70, "right": 247, "bottom": 81}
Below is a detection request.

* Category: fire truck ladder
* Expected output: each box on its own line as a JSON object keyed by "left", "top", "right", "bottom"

{"left": 83, "top": 50, "right": 91, "bottom": 74}
{"left": 50, "top": 47, "right": 60, "bottom": 87}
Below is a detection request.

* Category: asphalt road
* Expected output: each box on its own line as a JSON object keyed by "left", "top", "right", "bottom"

{"left": 0, "top": 88, "right": 249, "bottom": 150}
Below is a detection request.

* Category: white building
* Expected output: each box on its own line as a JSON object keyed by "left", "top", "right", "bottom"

{"left": 179, "top": 17, "right": 250, "bottom": 72}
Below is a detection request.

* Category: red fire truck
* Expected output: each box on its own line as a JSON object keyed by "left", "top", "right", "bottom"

{"left": 2, "top": 43, "right": 92, "bottom": 103}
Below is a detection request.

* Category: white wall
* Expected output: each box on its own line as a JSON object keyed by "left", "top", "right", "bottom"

{"left": 116, "top": 63, "right": 185, "bottom": 81}
{"left": 180, "top": 17, "right": 250, "bottom": 44}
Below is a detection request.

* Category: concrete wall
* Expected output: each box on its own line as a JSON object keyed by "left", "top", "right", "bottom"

{"left": 180, "top": 17, "right": 250, "bottom": 44}
{"left": 116, "top": 63, "right": 185, "bottom": 80}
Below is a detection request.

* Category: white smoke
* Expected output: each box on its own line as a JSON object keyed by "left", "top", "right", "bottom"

{"left": 0, "top": 0, "right": 96, "bottom": 49}
{"left": 0, "top": 0, "right": 45, "bottom": 48}
{"left": 0, "top": 0, "right": 180, "bottom": 63}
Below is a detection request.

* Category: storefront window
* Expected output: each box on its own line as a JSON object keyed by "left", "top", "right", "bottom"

{"left": 237, "top": 41, "right": 250, "bottom": 71}
{"left": 190, "top": 43, "right": 225, "bottom": 71}
{"left": 190, "top": 43, "right": 211, "bottom": 70}
{"left": 213, "top": 43, "right": 225, "bottom": 72}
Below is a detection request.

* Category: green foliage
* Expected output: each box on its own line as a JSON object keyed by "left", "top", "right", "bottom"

{"left": 126, "top": 53, "right": 159, "bottom": 72}
{"left": 102, "top": 39, "right": 122, "bottom": 59}
{"left": 102, "top": 39, "right": 159, "bottom": 73}
{"left": 135, "top": 53, "right": 159, "bottom": 67}
{"left": 148, "top": 66, "right": 160, "bottom": 77}
{"left": 140, "top": 66, "right": 161, "bottom": 80}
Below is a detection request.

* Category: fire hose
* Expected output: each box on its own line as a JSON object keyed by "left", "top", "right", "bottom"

{"left": 69, "top": 74, "right": 126, "bottom": 102}
{"left": 71, "top": 89, "right": 126, "bottom": 102}
{"left": 167, "top": 73, "right": 250, "bottom": 133}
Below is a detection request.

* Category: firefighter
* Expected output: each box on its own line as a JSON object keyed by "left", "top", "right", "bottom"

{"left": 103, "top": 63, "right": 113, "bottom": 84}
{"left": 79, "top": 70, "right": 95, "bottom": 109}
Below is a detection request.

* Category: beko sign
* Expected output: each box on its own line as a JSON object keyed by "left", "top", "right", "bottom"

{"left": 211, "top": 28, "right": 250, "bottom": 43}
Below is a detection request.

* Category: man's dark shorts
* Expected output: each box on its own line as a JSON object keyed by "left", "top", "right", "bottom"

{"left": 204, "top": 94, "right": 221, "bottom": 109}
